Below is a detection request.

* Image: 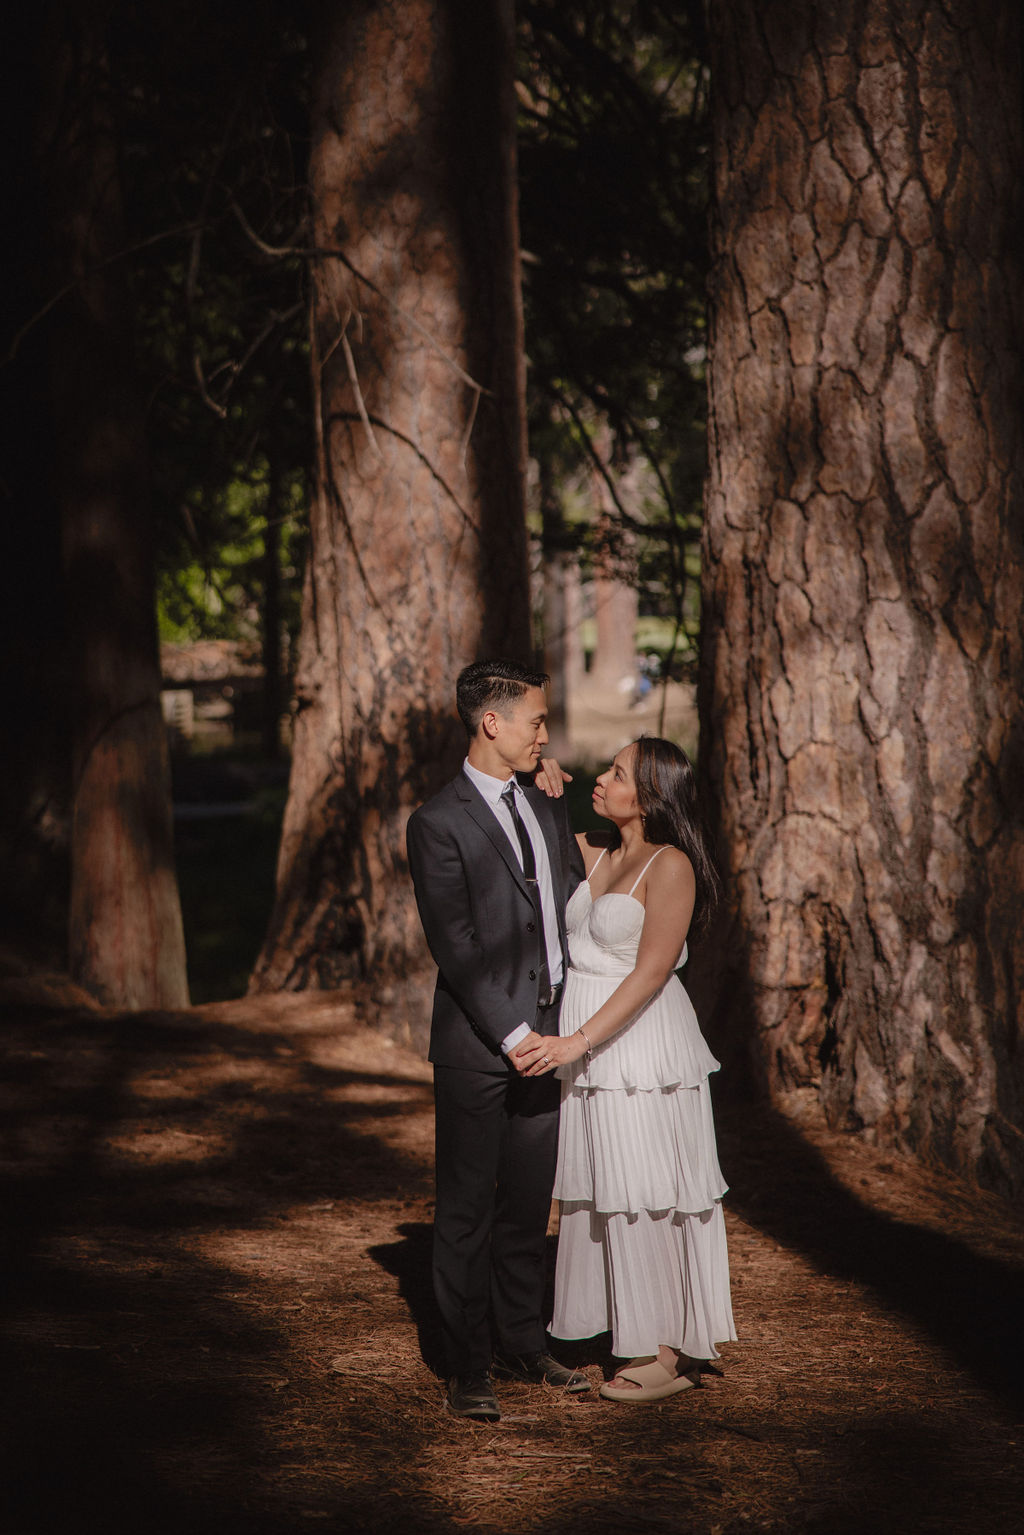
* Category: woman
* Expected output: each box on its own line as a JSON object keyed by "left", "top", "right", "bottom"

{"left": 516, "top": 737, "right": 736, "bottom": 1402}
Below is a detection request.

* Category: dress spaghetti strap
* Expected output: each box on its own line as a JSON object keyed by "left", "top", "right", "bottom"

{"left": 586, "top": 846, "right": 608, "bottom": 884}
{"left": 627, "top": 845, "right": 667, "bottom": 897}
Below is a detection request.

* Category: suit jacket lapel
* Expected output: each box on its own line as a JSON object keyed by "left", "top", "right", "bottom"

{"left": 455, "top": 772, "right": 532, "bottom": 897}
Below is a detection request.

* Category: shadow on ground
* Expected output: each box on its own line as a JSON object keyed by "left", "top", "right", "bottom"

{"left": 0, "top": 1000, "right": 435, "bottom": 1534}
{"left": 2, "top": 996, "right": 1023, "bottom": 1534}
{"left": 714, "top": 1093, "right": 1024, "bottom": 1413}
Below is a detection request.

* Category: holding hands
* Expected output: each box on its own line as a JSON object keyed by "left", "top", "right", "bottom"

{"left": 511, "top": 1028, "right": 590, "bottom": 1078}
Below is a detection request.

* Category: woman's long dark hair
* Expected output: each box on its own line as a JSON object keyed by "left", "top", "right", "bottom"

{"left": 630, "top": 736, "right": 720, "bottom": 932}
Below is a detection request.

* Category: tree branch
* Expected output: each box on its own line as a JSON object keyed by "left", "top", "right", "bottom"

{"left": 339, "top": 319, "right": 383, "bottom": 461}
{"left": 229, "top": 200, "right": 490, "bottom": 399}
{"left": 547, "top": 381, "right": 636, "bottom": 531}
{"left": 4, "top": 221, "right": 202, "bottom": 367}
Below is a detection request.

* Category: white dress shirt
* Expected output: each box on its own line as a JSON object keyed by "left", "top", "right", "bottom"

{"left": 463, "top": 758, "right": 563, "bottom": 1055}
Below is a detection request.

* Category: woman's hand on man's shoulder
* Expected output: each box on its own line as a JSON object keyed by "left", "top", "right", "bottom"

{"left": 534, "top": 757, "right": 573, "bottom": 797}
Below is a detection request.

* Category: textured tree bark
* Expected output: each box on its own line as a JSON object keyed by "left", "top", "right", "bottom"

{"left": 40, "top": 6, "right": 189, "bottom": 1008}
{"left": 251, "top": 0, "right": 530, "bottom": 1043}
{"left": 700, "top": 0, "right": 1024, "bottom": 1193}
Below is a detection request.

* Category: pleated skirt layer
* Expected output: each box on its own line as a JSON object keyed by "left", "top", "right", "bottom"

{"left": 551, "top": 1200, "right": 737, "bottom": 1360}
{"left": 554, "top": 1078, "right": 729, "bottom": 1214}
{"left": 556, "top": 969, "right": 720, "bottom": 1092}
{"left": 549, "top": 957, "right": 735, "bottom": 1360}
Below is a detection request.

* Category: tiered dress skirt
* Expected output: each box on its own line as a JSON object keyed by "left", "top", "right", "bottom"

{"left": 550, "top": 887, "right": 736, "bottom": 1361}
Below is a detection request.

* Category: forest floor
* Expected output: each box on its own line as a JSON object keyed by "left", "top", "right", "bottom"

{"left": 3, "top": 978, "right": 1024, "bottom": 1535}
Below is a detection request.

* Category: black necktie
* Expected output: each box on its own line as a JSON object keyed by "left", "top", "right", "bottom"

{"left": 501, "top": 782, "right": 551, "bottom": 999}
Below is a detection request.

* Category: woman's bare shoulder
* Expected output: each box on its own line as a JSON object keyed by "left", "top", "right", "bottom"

{"left": 647, "top": 844, "right": 696, "bottom": 890}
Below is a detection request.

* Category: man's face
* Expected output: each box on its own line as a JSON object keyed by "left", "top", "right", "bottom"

{"left": 493, "top": 686, "right": 549, "bottom": 774}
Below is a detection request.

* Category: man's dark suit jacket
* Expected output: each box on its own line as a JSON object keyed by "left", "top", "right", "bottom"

{"left": 407, "top": 769, "right": 585, "bottom": 1072}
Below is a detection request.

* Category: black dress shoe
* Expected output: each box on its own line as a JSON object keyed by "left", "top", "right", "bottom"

{"left": 446, "top": 1373, "right": 501, "bottom": 1421}
{"left": 492, "top": 1350, "right": 590, "bottom": 1392}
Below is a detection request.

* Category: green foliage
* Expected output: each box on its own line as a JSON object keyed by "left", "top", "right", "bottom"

{"left": 57, "top": 0, "right": 710, "bottom": 667}
{"left": 155, "top": 465, "right": 307, "bottom": 644}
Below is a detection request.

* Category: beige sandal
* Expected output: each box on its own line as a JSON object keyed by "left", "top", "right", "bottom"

{"left": 599, "top": 1356, "right": 698, "bottom": 1403}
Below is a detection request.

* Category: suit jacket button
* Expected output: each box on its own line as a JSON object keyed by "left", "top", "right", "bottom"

{"left": 526, "top": 921, "right": 536, "bottom": 933}
{"left": 528, "top": 969, "right": 537, "bottom": 980}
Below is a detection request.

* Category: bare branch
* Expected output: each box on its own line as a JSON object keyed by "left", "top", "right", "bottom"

{"left": 547, "top": 381, "right": 634, "bottom": 530}
{"left": 3, "top": 221, "right": 202, "bottom": 367}
{"left": 229, "top": 199, "right": 490, "bottom": 400}
{"left": 185, "top": 224, "right": 203, "bottom": 315}
{"left": 330, "top": 411, "right": 478, "bottom": 534}
{"left": 185, "top": 103, "right": 240, "bottom": 321}
{"left": 340, "top": 321, "right": 384, "bottom": 461}
{"left": 224, "top": 302, "right": 305, "bottom": 396}
{"left": 459, "top": 387, "right": 482, "bottom": 472}
{"left": 192, "top": 351, "right": 228, "bottom": 420}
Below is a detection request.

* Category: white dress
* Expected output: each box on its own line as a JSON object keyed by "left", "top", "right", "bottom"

{"left": 550, "top": 848, "right": 737, "bottom": 1361}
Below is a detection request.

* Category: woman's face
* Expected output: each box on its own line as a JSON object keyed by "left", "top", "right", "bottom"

{"left": 593, "top": 744, "right": 639, "bottom": 824}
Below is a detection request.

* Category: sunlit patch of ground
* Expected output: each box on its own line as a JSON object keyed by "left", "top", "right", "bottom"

{"left": 2, "top": 984, "right": 1023, "bottom": 1534}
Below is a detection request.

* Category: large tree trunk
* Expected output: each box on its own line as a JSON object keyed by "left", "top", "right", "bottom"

{"left": 251, "top": 0, "right": 530, "bottom": 1042}
{"left": 39, "top": 5, "right": 189, "bottom": 1008}
{"left": 700, "top": 0, "right": 1024, "bottom": 1193}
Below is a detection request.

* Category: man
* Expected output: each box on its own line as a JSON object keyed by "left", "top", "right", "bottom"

{"left": 406, "top": 659, "right": 588, "bottom": 1421}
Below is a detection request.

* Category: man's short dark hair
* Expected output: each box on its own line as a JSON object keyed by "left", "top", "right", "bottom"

{"left": 456, "top": 659, "right": 549, "bottom": 736}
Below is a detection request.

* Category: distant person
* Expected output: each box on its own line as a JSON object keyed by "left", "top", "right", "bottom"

{"left": 633, "top": 656, "right": 653, "bottom": 705}
{"left": 406, "top": 660, "right": 589, "bottom": 1421}
{"left": 514, "top": 736, "right": 736, "bottom": 1401}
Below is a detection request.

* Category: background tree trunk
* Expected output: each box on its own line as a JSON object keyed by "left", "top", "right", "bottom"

{"left": 699, "top": 0, "right": 1024, "bottom": 1193}
{"left": 251, "top": 0, "right": 530, "bottom": 1043}
{"left": 588, "top": 534, "right": 638, "bottom": 700}
{"left": 39, "top": 4, "right": 189, "bottom": 1008}
{"left": 538, "top": 453, "right": 581, "bottom": 758}
{"left": 261, "top": 463, "right": 283, "bottom": 762}
{"left": 587, "top": 441, "right": 638, "bottom": 698}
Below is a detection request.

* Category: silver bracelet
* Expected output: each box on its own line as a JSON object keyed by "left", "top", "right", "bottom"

{"left": 577, "top": 1026, "right": 593, "bottom": 1062}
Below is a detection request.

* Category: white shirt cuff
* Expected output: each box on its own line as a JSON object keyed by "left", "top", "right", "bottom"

{"left": 500, "top": 1022, "right": 531, "bottom": 1055}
